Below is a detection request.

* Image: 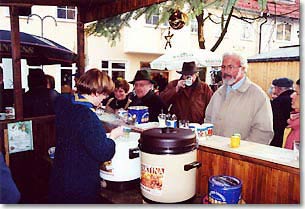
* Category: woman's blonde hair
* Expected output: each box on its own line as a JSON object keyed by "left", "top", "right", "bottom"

{"left": 76, "top": 68, "right": 114, "bottom": 95}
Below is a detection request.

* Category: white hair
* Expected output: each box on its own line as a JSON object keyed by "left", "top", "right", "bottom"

{"left": 222, "top": 52, "right": 248, "bottom": 72}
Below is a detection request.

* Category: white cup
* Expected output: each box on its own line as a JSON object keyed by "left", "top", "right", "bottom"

{"left": 158, "top": 113, "right": 166, "bottom": 128}
{"left": 5, "top": 107, "right": 15, "bottom": 119}
{"left": 185, "top": 76, "right": 192, "bottom": 86}
{"left": 0, "top": 113, "right": 6, "bottom": 120}
{"left": 293, "top": 141, "right": 300, "bottom": 161}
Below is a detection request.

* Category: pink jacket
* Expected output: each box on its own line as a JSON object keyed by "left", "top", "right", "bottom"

{"left": 284, "top": 112, "right": 300, "bottom": 149}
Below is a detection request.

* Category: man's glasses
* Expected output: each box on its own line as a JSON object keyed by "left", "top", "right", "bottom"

{"left": 220, "top": 65, "right": 241, "bottom": 71}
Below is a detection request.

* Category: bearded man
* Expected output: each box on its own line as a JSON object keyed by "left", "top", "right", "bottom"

{"left": 204, "top": 52, "right": 274, "bottom": 144}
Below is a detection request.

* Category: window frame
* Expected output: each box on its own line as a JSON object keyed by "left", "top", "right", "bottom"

{"left": 57, "top": 6, "right": 77, "bottom": 20}
{"left": 276, "top": 22, "right": 292, "bottom": 42}
{"left": 101, "top": 60, "right": 127, "bottom": 81}
{"left": 240, "top": 22, "right": 254, "bottom": 41}
{"left": 190, "top": 19, "right": 198, "bottom": 34}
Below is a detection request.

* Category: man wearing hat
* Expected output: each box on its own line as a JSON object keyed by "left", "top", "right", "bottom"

{"left": 160, "top": 61, "right": 213, "bottom": 124}
{"left": 129, "top": 69, "right": 168, "bottom": 122}
{"left": 270, "top": 77, "right": 294, "bottom": 147}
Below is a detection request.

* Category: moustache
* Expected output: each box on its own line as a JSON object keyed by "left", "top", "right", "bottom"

{"left": 222, "top": 73, "right": 232, "bottom": 79}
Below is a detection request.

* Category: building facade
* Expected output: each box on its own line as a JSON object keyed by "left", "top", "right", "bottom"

{"left": 0, "top": 0, "right": 300, "bottom": 92}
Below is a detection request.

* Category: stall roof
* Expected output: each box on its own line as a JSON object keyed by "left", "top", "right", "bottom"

{"left": 247, "top": 45, "right": 300, "bottom": 63}
{"left": 0, "top": 0, "right": 167, "bottom": 23}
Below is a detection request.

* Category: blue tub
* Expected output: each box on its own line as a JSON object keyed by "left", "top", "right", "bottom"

{"left": 208, "top": 175, "right": 242, "bottom": 204}
{"left": 128, "top": 106, "right": 149, "bottom": 124}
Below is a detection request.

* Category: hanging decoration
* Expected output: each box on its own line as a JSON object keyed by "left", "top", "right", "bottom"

{"left": 164, "top": 27, "right": 174, "bottom": 49}
{"left": 168, "top": 9, "right": 188, "bottom": 30}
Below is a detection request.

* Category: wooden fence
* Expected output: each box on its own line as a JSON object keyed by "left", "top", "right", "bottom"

{"left": 0, "top": 115, "right": 56, "bottom": 203}
{"left": 247, "top": 61, "right": 300, "bottom": 94}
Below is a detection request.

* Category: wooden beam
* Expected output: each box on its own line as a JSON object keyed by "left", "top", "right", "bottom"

{"left": 77, "top": 6, "right": 85, "bottom": 76}
{"left": 9, "top": 6, "right": 23, "bottom": 120}
{"left": 1, "top": 0, "right": 168, "bottom": 23}
{"left": 0, "top": 0, "right": 118, "bottom": 7}
{"left": 82, "top": 0, "right": 167, "bottom": 23}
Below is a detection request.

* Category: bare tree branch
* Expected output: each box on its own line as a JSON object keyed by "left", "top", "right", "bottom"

{"left": 210, "top": 6, "right": 234, "bottom": 52}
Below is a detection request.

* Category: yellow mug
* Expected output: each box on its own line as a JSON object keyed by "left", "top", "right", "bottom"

{"left": 230, "top": 135, "right": 240, "bottom": 148}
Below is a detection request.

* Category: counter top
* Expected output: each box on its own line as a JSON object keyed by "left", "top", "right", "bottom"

{"left": 198, "top": 135, "right": 299, "bottom": 169}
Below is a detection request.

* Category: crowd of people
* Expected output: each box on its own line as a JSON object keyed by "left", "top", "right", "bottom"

{"left": 0, "top": 50, "right": 300, "bottom": 203}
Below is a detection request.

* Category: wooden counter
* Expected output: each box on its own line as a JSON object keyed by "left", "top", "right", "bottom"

{"left": 196, "top": 135, "right": 300, "bottom": 204}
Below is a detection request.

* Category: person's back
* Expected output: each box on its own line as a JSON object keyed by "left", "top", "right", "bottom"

{"left": 0, "top": 153, "right": 20, "bottom": 203}
{"left": 45, "top": 74, "right": 60, "bottom": 104}
{"left": 23, "top": 69, "right": 54, "bottom": 118}
{"left": 269, "top": 78, "right": 294, "bottom": 147}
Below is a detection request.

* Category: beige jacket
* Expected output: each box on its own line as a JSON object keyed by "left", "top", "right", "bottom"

{"left": 205, "top": 77, "right": 274, "bottom": 144}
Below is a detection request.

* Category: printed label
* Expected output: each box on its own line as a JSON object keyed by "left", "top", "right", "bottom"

{"left": 140, "top": 163, "right": 165, "bottom": 196}
{"left": 100, "top": 161, "right": 114, "bottom": 175}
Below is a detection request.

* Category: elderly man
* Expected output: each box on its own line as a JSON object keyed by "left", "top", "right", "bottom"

{"left": 160, "top": 61, "right": 213, "bottom": 124}
{"left": 270, "top": 77, "right": 294, "bottom": 147}
{"left": 129, "top": 69, "right": 167, "bottom": 122}
{"left": 204, "top": 52, "right": 274, "bottom": 144}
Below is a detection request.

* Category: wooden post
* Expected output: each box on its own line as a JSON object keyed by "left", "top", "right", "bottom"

{"left": 4, "top": 129, "right": 9, "bottom": 167}
{"left": 77, "top": 6, "right": 85, "bottom": 76}
{"left": 9, "top": 6, "right": 23, "bottom": 120}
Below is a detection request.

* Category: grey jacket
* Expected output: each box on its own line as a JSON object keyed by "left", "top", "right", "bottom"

{"left": 205, "top": 77, "right": 274, "bottom": 144}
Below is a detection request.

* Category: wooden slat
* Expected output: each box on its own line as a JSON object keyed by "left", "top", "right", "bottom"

{"left": 83, "top": 0, "right": 167, "bottom": 23}
{"left": 77, "top": 6, "right": 85, "bottom": 76}
{"left": 3, "top": 129, "right": 9, "bottom": 167}
{"left": 247, "top": 61, "right": 300, "bottom": 95}
{"left": 9, "top": 6, "right": 24, "bottom": 121}
{"left": 0, "top": 0, "right": 167, "bottom": 23}
{"left": 0, "top": 115, "right": 56, "bottom": 203}
{"left": 197, "top": 147, "right": 300, "bottom": 204}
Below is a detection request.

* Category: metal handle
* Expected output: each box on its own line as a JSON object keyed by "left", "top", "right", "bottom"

{"left": 184, "top": 161, "right": 202, "bottom": 171}
{"left": 129, "top": 148, "right": 140, "bottom": 159}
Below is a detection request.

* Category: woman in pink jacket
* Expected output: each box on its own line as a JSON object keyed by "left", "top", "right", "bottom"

{"left": 283, "top": 79, "right": 300, "bottom": 149}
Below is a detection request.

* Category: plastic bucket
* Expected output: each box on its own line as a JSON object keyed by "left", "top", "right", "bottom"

{"left": 208, "top": 175, "right": 242, "bottom": 204}
{"left": 128, "top": 106, "right": 149, "bottom": 124}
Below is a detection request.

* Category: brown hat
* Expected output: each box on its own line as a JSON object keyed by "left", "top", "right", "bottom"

{"left": 176, "top": 61, "right": 200, "bottom": 75}
{"left": 129, "top": 70, "right": 154, "bottom": 84}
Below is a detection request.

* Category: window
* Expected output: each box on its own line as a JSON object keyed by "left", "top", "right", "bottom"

{"left": 101, "top": 60, "right": 126, "bottom": 81}
{"left": 278, "top": 0, "right": 295, "bottom": 3}
{"left": 57, "top": 6, "right": 76, "bottom": 20}
{"left": 240, "top": 22, "right": 254, "bottom": 41}
{"left": 276, "top": 23, "right": 292, "bottom": 41}
{"left": 145, "top": 12, "right": 159, "bottom": 25}
{"left": 190, "top": 19, "right": 198, "bottom": 33}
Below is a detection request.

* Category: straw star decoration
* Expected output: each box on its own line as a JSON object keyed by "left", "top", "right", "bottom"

{"left": 164, "top": 27, "right": 174, "bottom": 49}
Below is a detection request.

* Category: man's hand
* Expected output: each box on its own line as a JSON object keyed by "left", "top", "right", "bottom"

{"left": 176, "top": 79, "right": 186, "bottom": 92}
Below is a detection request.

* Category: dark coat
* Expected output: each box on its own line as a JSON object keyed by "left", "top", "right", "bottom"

{"left": 105, "top": 96, "right": 131, "bottom": 113}
{"left": 130, "top": 90, "right": 167, "bottom": 122}
{"left": 48, "top": 94, "right": 115, "bottom": 203}
{"left": 270, "top": 89, "right": 294, "bottom": 147}
{"left": 0, "top": 153, "right": 20, "bottom": 203}
{"left": 160, "top": 78, "right": 213, "bottom": 124}
{"left": 23, "top": 87, "right": 55, "bottom": 118}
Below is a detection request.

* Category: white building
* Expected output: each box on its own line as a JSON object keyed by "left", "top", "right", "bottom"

{"left": 0, "top": 1, "right": 300, "bottom": 92}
